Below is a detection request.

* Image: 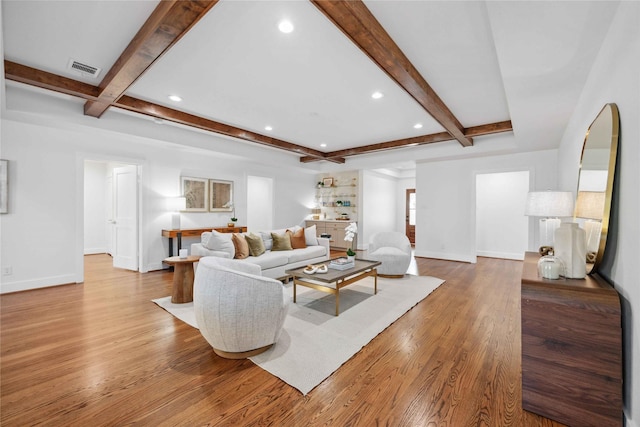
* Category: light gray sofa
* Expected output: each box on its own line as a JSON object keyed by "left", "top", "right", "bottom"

{"left": 190, "top": 225, "right": 330, "bottom": 279}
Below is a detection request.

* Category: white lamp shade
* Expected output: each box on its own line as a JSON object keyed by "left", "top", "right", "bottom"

{"left": 524, "top": 191, "right": 574, "bottom": 217}
{"left": 575, "top": 191, "right": 605, "bottom": 220}
{"left": 167, "top": 196, "right": 186, "bottom": 212}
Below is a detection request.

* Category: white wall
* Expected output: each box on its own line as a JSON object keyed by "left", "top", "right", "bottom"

{"left": 361, "top": 170, "right": 397, "bottom": 250}
{"left": 475, "top": 171, "right": 529, "bottom": 260}
{"left": 557, "top": 3, "right": 639, "bottom": 425}
{"left": 415, "top": 148, "right": 557, "bottom": 263}
{"left": 84, "top": 161, "right": 107, "bottom": 254}
{"left": 0, "top": 118, "right": 315, "bottom": 293}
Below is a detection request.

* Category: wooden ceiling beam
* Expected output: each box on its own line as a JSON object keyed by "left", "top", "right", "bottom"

{"left": 115, "top": 96, "right": 341, "bottom": 160}
{"left": 4, "top": 61, "right": 100, "bottom": 100}
{"left": 5, "top": 61, "right": 340, "bottom": 161}
{"left": 83, "top": 0, "right": 219, "bottom": 118}
{"left": 300, "top": 120, "right": 513, "bottom": 163}
{"left": 311, "top": 0, "right": 473, "bottom": 148}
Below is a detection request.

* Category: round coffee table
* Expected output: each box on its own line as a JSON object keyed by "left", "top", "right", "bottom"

{"left": 163, "top": 255, "right": 201, "bottom": 303}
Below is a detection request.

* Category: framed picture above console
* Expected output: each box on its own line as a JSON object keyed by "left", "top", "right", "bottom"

{"left": 181, "top": 176, "right": 209, "bottom": 212}
{"left": 209, "top": 179, "right": 233, "bottom": 212}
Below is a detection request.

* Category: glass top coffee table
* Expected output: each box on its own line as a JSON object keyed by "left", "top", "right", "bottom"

{"left": 285, "top": 258, "right": 381, "bottom": 316}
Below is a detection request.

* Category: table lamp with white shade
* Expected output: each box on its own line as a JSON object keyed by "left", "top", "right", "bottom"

{"left": 575, "top": 191, "right": 605, "bottom": 261}
{"left": 524, "top": 191, "right": 575, "bottom": 254}
{"left": 168, "top": 196, "right": 186, "bottom": 230}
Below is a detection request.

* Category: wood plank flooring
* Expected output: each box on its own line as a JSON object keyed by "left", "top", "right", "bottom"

{"left": 1, "top": 254, "right": 565, "bottom": 426}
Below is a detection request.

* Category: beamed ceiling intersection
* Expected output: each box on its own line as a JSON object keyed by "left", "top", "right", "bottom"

{"left": 4, "top": 0, "right": 513, "bottom": 164}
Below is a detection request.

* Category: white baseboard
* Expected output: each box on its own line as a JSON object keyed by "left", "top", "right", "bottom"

{"left": 145, "top": 262, "right": 167, "bottom": 272}
{"left": 413, "top": 250, "right": 476, "bottom": 263}
{"left": 84, "top": 248, "right": 107, "bottom": 255}
{"left": 0, "top": 274, "right": 79, "bottom": 294}
{"left": 476, "top": 250, "right": 525, "bottom": 261}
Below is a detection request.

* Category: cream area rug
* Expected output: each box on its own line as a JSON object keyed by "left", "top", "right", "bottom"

{"left": 152, "top": 274, "right": 444, "bottom": 395}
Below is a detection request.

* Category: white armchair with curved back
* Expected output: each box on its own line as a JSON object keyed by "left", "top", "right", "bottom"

{"left": 368, "top": 232, "right": 413, "bottom": 277}
{"left": 193, "top": 256, "right": 289, "bottom": 359}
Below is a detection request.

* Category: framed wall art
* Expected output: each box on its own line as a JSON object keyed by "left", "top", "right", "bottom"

{"left": 209, "top": 179, "right": 233, "bottom": 212}
{"left": 181, "top": 176, "right": 209, "bottom": 212}
{"left": 322, "top": 177, "right": 333, "bottom": 187}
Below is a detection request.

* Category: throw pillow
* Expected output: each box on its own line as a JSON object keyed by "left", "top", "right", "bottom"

{"left": 271, "top": 232, "right": 293, "bottom": 251}
{"left": 245, "top": 233, "right": 266, "bottom": 257}
{"left": 231, "top": 233, "right": 249, "bottom": 259}
{"left": 259, "top": 231, "right": 273, "bottom": 251}
{"left": 304, "top": 225, "right": 318, "bottom": 246}
{"left": 287, "top": 228, "right": 307, "bottom": 249}
{"left": 204, "top": 230, "right": 235, "bottom": 258}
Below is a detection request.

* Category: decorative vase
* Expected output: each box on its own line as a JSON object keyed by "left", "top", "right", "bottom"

{"left": 537, "top": 255, "right": 564, "bottom": 279}
{"left": 554, "top": 222, "right": 587, "bottom": 278}
{"left": 347, "top": 255, "right": 355, "bottom": 262}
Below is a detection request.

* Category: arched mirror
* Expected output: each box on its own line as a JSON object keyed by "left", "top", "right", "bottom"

{"left": 575, "top": 103, "right": 619, "bottom": 274}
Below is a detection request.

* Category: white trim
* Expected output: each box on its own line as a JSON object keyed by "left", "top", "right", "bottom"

{"left": 476, "top": 250, "right": 525, "bottom": 261}
{"left": 1, "top": 274, "right": 79, "bottom": 294}
{"left": 414, "top": 250, "right": 476, "bottom": 264}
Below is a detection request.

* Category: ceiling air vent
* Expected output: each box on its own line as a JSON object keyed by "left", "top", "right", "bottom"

{"left": 67, "top": 59, "right": 102, "bottom": 78}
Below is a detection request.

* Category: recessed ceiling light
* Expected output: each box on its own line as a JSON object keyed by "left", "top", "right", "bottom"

{"left": 320, "top": 143, "right": 327, "bottom": 148}
{"left": 168, "top": 95, "right": 182, "bottom": 102}
{"left": 371, "top": 91, "right": 384, "bottom": 99}
{"left": 413, "top": 123, "right": 423, "bottom": 129}
{"left": 265, "top": 125, "right": 273, "bottom": 131}
{"left": 278, "top": 20, "right": 294, "bottom": 33}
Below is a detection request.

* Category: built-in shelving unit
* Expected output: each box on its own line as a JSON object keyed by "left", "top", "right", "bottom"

{"left": 314, "top": 171, "right": 358, "bottom": 221}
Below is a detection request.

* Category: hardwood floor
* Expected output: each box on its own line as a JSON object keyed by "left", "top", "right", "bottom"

{"left": 1, "top": 254, "right": 565, "bottom": 426}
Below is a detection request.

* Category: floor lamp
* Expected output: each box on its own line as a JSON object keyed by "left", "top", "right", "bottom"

{"left": 525, "top": 191, "right": 574, "bottom": 254}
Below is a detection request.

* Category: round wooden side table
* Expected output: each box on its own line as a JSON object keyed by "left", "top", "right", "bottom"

{"left": 163, "top": 255, "right": 201, "bottom": 303}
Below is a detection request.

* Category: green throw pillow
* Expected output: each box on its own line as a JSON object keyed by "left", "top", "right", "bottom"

{"left": 245, "top": 233, "right": 266, "bottom": 257}
{"left": 271, "top": 232, "right": 293, "bottom": 251}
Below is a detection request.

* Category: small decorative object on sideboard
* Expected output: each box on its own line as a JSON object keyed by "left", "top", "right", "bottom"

{"left": 554, "top": 222, "right": 586, "bottom": 278}
{"left": 537, "top": 255, "right": 563, "bottom": 279}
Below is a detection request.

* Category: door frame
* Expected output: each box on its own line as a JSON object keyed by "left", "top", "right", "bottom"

{"left": 472, "top": 167, "right": 535, "bottom": 264}
{"left": 405, "top": 188, "right": 415, "bottom": 245}
{"left": 76, "top": 154, "right": 145, "bottom": 283}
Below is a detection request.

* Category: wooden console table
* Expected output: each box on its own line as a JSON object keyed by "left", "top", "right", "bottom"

{"left": 521, "top": 251, "right": 622, "bottom": 426}
{"left": 162, "top": 226, "right": 247, "bottom": 256}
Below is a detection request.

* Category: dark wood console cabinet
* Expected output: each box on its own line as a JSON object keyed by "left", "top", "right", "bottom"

{"left": 521, "top": 252, "right": 622, "bottom": 426}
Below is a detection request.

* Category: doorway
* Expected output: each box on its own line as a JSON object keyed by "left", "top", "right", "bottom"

{"left": 247, "top": 175, "right": 273, "bottom": 231}
{"left": 405, "top": 189, "right": 415, "bottom": 245}
{"left": 475, "top": 171, "right": 529, "bottom": 260}
{"left": 84, "top": 160, "right": 139, "bottom": 272}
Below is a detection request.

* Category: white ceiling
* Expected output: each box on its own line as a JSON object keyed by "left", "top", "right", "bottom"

{"left": 0, "top": 0, "right": 621, "bottom": 172}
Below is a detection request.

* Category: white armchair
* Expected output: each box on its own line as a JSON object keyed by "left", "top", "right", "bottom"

{"left": 368, "top": 232, "right": 413, "bottom": 277}
{"left": 193, "top": 257, "right": 289, "bottom": 359}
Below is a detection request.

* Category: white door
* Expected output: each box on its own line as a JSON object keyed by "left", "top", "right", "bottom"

{"left": 105, "top": 173, "right": 114, "bottom": 256}
{"left": 113, "top": 165, "right": 138, "bottom": 270}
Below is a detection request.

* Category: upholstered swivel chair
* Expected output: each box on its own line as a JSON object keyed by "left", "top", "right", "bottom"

{"left": 193, "top": 257, "right": 289, "bottom": 359}
{"left": 368, "top": 232, "right": 413, "bottom": 277}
